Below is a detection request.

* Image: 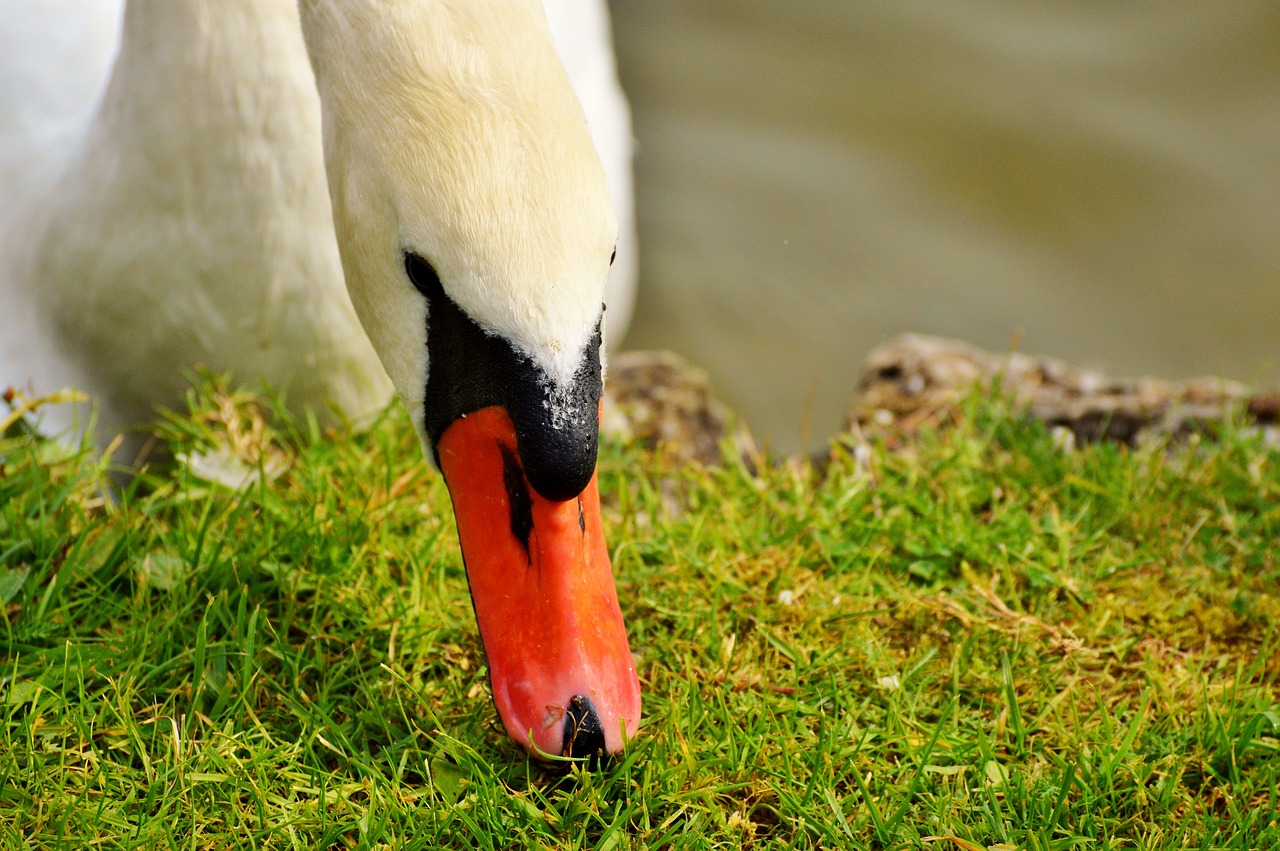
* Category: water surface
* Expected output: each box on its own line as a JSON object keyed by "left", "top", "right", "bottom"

{"left": 611, "top": 0, "right": 1280, "bottom": 450}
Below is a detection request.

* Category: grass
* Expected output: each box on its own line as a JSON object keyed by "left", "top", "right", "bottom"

{"left": 2, "top": 380, "right": 1278, "bottom": 849}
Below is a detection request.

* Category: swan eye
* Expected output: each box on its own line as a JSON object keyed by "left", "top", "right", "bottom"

{"left": 404, "top": 252, "right": 444, "bottom": 301}
{"left": 609, "top": 247, "right": 617, "bottom": 267}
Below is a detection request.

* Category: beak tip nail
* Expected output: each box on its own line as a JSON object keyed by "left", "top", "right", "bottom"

{"left": 562, "top": 694, "right": 607, "bottom": 763}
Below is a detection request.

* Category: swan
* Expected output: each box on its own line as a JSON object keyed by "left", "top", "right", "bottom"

{"left": 0, "top": 0, "right": 641, "bottom": 759}
{"left": 0, "top": 0, "right": 637, "bottom": 445}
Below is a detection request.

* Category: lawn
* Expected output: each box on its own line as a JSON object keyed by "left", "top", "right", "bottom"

{"left": 2, "top": 382, "right": 1277, "bottom": 848}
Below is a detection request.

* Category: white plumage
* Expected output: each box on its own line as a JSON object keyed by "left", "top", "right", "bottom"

{"left": 0, "top": 0, "right": 636, "bottom": 449}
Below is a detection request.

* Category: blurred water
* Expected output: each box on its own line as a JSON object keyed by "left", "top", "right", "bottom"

{"left": 609, "top": 0, "right": 1280, "bottom": 451}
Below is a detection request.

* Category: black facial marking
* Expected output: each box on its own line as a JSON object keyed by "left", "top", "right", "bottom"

{"left": 577, "top": 498, "right": 585, "bottom": 534}
{"left": 562, "top": 694, "right": 607, "bottom": 761}
{"left": 500, "top": 445, "right": 534, "bottom": 558}
{"left": 408, "top": 251, "right": 604, "bottom": 502}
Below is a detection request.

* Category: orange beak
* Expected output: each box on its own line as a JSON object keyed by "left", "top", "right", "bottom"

{"left": 436, "top": 405, "right": 641, "bottom": 759}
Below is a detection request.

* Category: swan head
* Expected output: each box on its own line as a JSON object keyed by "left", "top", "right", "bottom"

{"left": 299, "top": 0, "right": 639, "bottom": 759}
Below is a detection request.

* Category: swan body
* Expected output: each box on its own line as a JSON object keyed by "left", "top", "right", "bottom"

{"left": 3, "top": 0, "right": 390, "bottom": 442}
{"left": 1, "top": 0, "right": 641, "bottom": 759}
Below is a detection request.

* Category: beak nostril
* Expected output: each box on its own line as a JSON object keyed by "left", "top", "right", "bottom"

{"left": 500, "top": 445, "right": 534, "bottom": 559}
{"left": 562, "top": 694, "right": 607, "bottom": 762}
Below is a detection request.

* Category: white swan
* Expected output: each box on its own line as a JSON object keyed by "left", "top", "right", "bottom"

{"left": 0, "top": 0, "right": 640, "bottom": 759}
{"left": 0, "top": 0, "right": 636, "bottom": 444}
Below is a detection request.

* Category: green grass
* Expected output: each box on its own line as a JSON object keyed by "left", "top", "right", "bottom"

{"left": 2, "top": 382, "right": 1278, "bottom": 849}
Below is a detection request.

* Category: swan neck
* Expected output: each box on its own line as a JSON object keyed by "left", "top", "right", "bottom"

{"left": 104, "top": 1, "right": 306, "bottom": 122}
